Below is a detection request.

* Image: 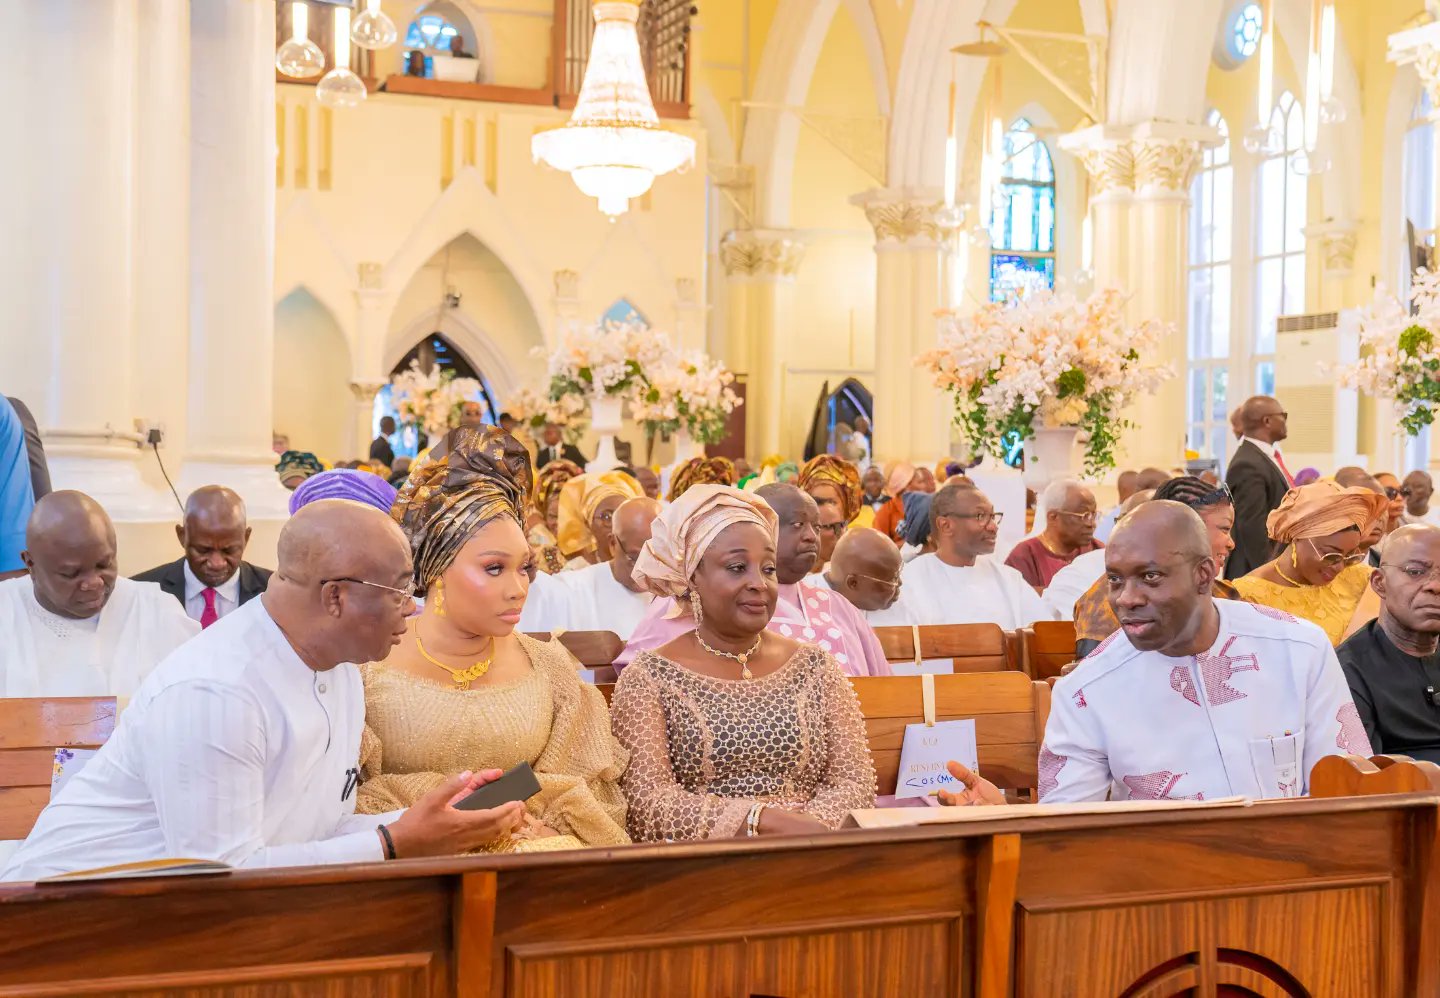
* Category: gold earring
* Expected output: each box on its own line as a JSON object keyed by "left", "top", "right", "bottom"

{"left": 1290, "top": 546, "right": 1298, "bottom": 569}
{"left": 432, "top": 578, "right": 447, "bottom": 617}
{"left": 688, "top": 590, "right": 703, "bottom": 626}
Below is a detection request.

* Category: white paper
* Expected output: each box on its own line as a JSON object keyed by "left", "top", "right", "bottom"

{"left": 50, "top": 747, "right": 97, "bottom": 800}
{"left": 894, "top": 718, "right": 978, "bottom": 799}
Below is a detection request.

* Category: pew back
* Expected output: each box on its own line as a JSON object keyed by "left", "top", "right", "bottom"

{"left": 1021, "top": 620, "right": 1078, "bottom": 680}
{"left": 524, "top": 630, "right": 623, "bottom": 683}
{"left": 873, "top": 623, "right": 1012, "bottom": 673}
{"left": 0, "top": 697, "right": 117, "bottom": 840}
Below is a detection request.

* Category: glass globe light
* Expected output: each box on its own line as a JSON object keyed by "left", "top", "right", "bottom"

{"left": 967, "top": 225, "right": 992, "bottom": 248}
{"left": 1291, "top": 148, "right": 1331, "bottom": 176}
{"left": 1319, "top": 95, "right": 1347, "bottom": 125}
{"left": 276, "top": 38, "right": 326, "bottom": 78}
{"left": 351, "top": 1, "right": 398, "bottom": 50}
{"left": 316, "top": 68, "right": 368, "bottom": 108}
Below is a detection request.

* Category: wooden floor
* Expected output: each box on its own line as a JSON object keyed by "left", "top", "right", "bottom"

{"left": 0, "top": 795, "right": 1436, "bottom": 997}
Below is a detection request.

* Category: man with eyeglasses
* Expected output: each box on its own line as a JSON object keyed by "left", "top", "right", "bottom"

{"left": 871, "top": 480, "right": 1053, "bottom": 648}
{"left": 520, "top": 497, "right": 659, "bottom": 640}
{"left": 1337, "top": 524, "right": 1440, "bottom": 764}
{"left": 1375, "top": 472, "right": 1407, "bottom": 535}
{"left": 812, "top": 501, "right": 848, "bottom": 575}
{"left": 818, "top": 526, "right": 904, "bottom": 618}
{"left": 1225, "top": 395, "right": 1292, "bottom": 579}
{"left": 1004, "top": 479, "right": 1104, "bottom": 593}
{"left": 3, "top": 500, "right": 525, "bottom": 882}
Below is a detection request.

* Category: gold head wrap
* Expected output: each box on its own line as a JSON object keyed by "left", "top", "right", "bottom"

{"left": 556, "top": 471, "right": 644, "bottom": 558}
{"left": 1265, "top": 480, "right": 1390, "bottom": 545}
{"left": 631, "top": 484, "right": 779, "bottom": 600}
{"left": 534, "top": 459, "right": 584, "bottom": 517}
{"left": 796, "top": 455, "right": 863, "bottom": 522}
{"left": 667, "top": 456, "right": 736, "bottom": 502}
{"left": 391, "top": 427, "right": 532, "bottom": 591}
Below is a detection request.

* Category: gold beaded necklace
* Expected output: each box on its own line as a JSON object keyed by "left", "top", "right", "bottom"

{"left": 415, "top": 627, "right": 495, "bottom": 688}
{"left": 694, "top": 630, "right": 763, "bottom": 680}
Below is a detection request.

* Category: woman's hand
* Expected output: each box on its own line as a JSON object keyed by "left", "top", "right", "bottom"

{"left": 514, "top": 813, "right": 561, "bottom": 839}
{"left": 936, "top": 761, "right": 1007, "bottom": 807}
{"left": 753, "top": 808, "right": 830, "bottom": 836}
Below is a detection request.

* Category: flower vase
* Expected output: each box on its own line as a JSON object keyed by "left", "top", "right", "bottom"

{"left": 672, "top": 429, "right": 703, "bottom": 463}
{"left": 587, "top": 394, "right": 624, "bottom": 473}
{"left": 1022, "top": 426, "right": 1079, "bottom": 489}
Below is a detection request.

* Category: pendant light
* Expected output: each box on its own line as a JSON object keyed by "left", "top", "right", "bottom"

{"left": 276, "top": 1, "right": 326, "bottom": 79}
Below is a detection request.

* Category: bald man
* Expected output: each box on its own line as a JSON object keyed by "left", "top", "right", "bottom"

{"left": 2, "top": 500, "right": 524, "bottom": 883}
{"left": 820, "top": 527, "right": 904, "bottom": 618}
{"left": 1038, "top": 501, "right": 1365, "bottom": 802}
{"left": 1045, "top": 488, "right": 1155, "bottom": 620}
{"left": 1004, "top": 479, "right": 1103, "bottom": 591}
{"left": 0, "top": 491, "right": 198, "bottom": 698}
{"left": 1402, "top": 470, "right": 1440, "bottom": 527}
{"left": 1094, "top": 470, "right": 1139, "bottom": 544}
{"left": 1225, "top": 394, "right": 1292, "bottom": 578}
{"left": 520, "top": 497, "right": 660, "bottom": 640}
{"left": 134, "top": 486, "right": 272, "bottom": 627}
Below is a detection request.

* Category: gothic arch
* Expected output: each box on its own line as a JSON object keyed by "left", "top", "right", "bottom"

{"left": 385, "top": 307, "right": 525, "bottom": 403}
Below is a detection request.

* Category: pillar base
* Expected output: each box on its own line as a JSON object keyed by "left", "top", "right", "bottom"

{"left": 45, "top": 445, "right": 180, "bottom": 521}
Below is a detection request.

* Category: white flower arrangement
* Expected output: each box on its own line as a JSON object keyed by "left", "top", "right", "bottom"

{"left": 390, "top": 360, "right": 485, "bottom": 440}
{"left": 631, "top": 351, "right": 743, "bottom": 444}
{"left": 505, "top": 383, "right": 589, "bottom": 443}
{"left": 917, "top": 288, "right": 1173, "bottom": 475}
{"left": 542, "top": 318, "right": 674, "bottom": 401}
{"left": 1333, "top": 271, "right": 1440, "bottom": 437}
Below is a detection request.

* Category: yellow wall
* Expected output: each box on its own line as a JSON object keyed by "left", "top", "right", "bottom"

{"left": 274, "top": 288, "right": 353, "bottom": 464}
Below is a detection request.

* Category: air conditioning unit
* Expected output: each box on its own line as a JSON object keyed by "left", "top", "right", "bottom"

{"left": 1274, "top": 309, "right": 1361, "bottom": 469}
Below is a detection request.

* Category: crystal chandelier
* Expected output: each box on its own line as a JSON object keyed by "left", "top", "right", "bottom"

{"left": 531, "top": 0, "right": 696, "bottom": 217}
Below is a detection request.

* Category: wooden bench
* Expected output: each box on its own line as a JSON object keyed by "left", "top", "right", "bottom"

{"left": 1020, "top": 619, "right": 1078, "bottom": 681}
{"left": 873, "top": 623, "right": 1016, "bottom": 673}
{"left": 524, "top": 630, "right": 624, "bottom": 684}
{"left": 0, "top": 697, "right": 117, "bottom": 840}
{"left": 1310, "top": 753, "right": 1440, "bottom": 797}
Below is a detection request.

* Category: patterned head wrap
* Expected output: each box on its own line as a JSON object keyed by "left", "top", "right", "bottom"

{"left": 1265, "top": 480, "right": 1390, "bottom": 545}
{"left": 288, "top": 468, "right": 398, "bottom": 516}
{"left": 391, "top": 427, "right": 533, "bottom": 591}
{"left": 556, "top": 471, "right": 644, "bottom": 558}
{"left": 668, "top": 456, "right": 736, "bottom": 502}
{"left": 900, "top": 491, "right": 935, "bottom": 547}
{"left": 534, "top": 459, "right": 583, "bottom": 519}
{"left": 275, "top": 451, "right": 324, "bottom": 487}
{"left": 775, "top": 461, "right": 799, "bottom": 483}
{"left": 632, "top": 484, "right": 779, "bottom": 600}
{"left": 797, "top": 455, "right": 862, "bottom": 523}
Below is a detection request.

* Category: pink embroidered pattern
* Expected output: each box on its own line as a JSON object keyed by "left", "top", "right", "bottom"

{"left": 1121, "top": 771, "right": 1205, "bottom": 801}
{"left": 1072, "top": 689, "right": 1087, "bottom": 708}
{"left": 1336, "top": 702, "right": 1373, "bottom": 754}
{"left": 1169, "top": 666, "right": 1201, "bottom": 707}
{"left": 1193, "top": 636, "right": 1260, "bottom": 706}
{"left": 1249, "top": 604, "right": 1298, "bottom": 624}
{"left": 1037, "top": 748, "right": 1067, "bottom": 800}
{"left": 1088, "top": 629, "right": 1122, "bottom": 658}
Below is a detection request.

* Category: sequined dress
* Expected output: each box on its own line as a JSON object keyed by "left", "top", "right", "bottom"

{"left": 610, "top": 644, "right": 877, "bottom": 842}
{"left": 357, "top": 633, "right": 629, "bottom": 851}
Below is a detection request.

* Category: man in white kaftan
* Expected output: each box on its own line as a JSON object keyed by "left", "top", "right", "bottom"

{"left": 0, "top": 492, "right": 197, "bottom": 698}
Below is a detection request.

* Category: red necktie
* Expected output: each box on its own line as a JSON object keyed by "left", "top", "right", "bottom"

{"left": 200, "top": 588, "right": 219, "bottom": 629}
{"left": 1273, "top": 449, "right": 1295, "bottom": 487}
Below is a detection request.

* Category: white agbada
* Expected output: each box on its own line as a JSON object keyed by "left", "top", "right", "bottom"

{"left": 869, "top": 553, "right": 1056, "bottom": 629}
{"left": 519, "top": 561, "right": 654, "bottom": 640}
{"left": 0, "top": 576, "right": 199, "bottom": 697}
{"left": 1042, "top": 599, "right": 1370, "bottom": 804}
{"left": 1041, "top": 547, "right": 1108, "bottom": 621}
{"left": 1, "top": 597, "right": 400, "bottom": 883}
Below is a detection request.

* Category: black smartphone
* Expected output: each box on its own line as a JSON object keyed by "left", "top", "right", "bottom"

{"left": 452, "top": 762, "right": 542, "bottom": 812}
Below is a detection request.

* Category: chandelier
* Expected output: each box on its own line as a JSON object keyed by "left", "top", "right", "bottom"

{"left": 532, "top": 0, "right": 696, "bottom": 217}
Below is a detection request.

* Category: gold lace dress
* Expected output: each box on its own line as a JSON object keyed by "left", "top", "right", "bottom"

{"left": 1233, "top": 562, "right": 1375, "bottom": 646}
{"left": 357, "top": 634, "right": 630, "bottom": 852}
{"left": 610, "top": 644, "right": 877, "bottom": 842}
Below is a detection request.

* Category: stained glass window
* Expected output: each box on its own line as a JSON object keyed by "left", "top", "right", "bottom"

{"left": 1230, "top": 4, "right": 1262, "bottom": 61}
{"left": 404, "top": 13, "right": 460, "bottom": 50}
{"left": 989, "top": 119, "right": 1056, "bottom": 302}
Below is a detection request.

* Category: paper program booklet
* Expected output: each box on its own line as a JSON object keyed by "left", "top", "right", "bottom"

{"left": 38, "top": 858, "right": 233, "bottom": 883}
{"left": 845, "top": 796, "right": 1251, "bottom": 829}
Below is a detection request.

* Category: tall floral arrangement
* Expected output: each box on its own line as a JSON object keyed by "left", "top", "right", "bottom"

{"left": 505, "top": 383, "right": 589, "bottom": 443}
{"left": 543, "top": 318, "right": 673, "bottom": 401}
{"left": 1333, "top": 271, "right": 1440, "bottom": 436}
{"left": 631, "top": 351, "right": 743, "bottom": 444}
{"left": 390, "top": 360, "right": 485, "bottom": 440}
{"left": 917, "top": 288, "right": 1173, "bottom": 475}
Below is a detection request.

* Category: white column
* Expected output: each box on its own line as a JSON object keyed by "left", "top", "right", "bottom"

{"left": 672, "top": 278, "right": 707, "bottom": 353}
{"left": 0, "top": 2, "right": 174, "bottom": 517}
{"left": 180, "top": 0, "right": 288, "bottom": 516}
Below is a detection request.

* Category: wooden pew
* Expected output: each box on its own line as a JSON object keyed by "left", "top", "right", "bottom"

{"left": 873, "top": 623, "right": 1015, "bottom": 673}
{"left": 1310, "top": 753, "right": 1440, "bottom": 797}
{"left": 1019, "top": 619, "right": 1077, "bottom": 681}
{"left": 0, "top": 697, "right": 117, "bottom": 841}
{"left": 853, "top": 672, "right": 1050, "bottom": 798}
{"left": 524, "top": 630, "right": 623, "bottom": 684}
{"left": 1, "top": 792, "right": 1436, "bottom": 997}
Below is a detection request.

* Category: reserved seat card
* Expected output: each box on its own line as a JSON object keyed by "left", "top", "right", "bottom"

{"left": 895, "top": 718, "right": 978, "bottom": 799}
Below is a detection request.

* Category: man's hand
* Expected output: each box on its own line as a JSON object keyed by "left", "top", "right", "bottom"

{"left": 936, "top": 761, "right": 1006, "bottom": 807}
{"left": 384, "top": 770, "right": 525, "bottom": 858}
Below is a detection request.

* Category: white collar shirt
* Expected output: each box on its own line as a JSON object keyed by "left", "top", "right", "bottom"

{"left": 182, "top": 560, "right": 242, "bottom": 623}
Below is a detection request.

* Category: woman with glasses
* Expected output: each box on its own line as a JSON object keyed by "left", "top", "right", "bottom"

{"left": 1233, "top": 480, "right": 1390, "bottom": 645}
{"left": 611, "top": 484, "right": 876, "bottom": 841}
{"left": 554, "top": 470, "right": 644, "bottom": 571}
{"left": 355, "top": 427, "right": 629, "bottom": 852}
{"left": 795, "top": 454, "right": 863, "bottom": 557}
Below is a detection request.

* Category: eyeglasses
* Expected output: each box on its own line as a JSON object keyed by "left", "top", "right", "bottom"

{"left": 941, "top": 512, "right": 1005, "bottom": 525}
{"left": 1380, "top": 562, "right": 1440, "bottom": 583}
{"left": 851, "top": 572, "right": 900, "bottom": 593}
{"left": 1303, "top": 539, "right": 1367, "bottom": 569}
{"left": 1384, "top": 487, "right": 1402, "bottom": 500}
{"left": 321, "top": 576, "right": 417, "bottom": 605}
{"left": 1055, "top": 510, "right": 1098, "bottom": 525}
{"left": 1264, "top": 410, "right": 1289, "bottom": 421}
{"left": 817, "top": 522, "right": 847, "bottom": 538}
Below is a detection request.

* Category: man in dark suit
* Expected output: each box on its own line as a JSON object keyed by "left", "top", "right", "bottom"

{"left": 1225, "top": 395, "right": 1293, "bottom": 579}
{"left": 133, "top": 486, "right": 271, "bottom": 628}
{"left": 535, "top": 422, "right": 587, "bottom": 469}
{"left": 369, "top": 416, "right": 396, "bottom": 468}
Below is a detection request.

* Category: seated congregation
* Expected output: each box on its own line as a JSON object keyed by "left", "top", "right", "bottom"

{"left": 2, "top": 413, "right": 1439, "bottom": 880}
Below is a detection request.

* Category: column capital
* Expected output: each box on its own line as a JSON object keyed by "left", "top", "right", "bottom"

{"left": 719, "top": 229, "right": 805, "bottom": 279}
{"left": 349, "top": 380, "right": 387, "bottom": 403}
{"left": 1389, "top": 21, "right": 1440, "bottom": 106}
{"left": 1304, "top": 220, "right": 1360, "bottom": 278}
{"left": 1062, "top": 121, "right": 1216, "bottom": 199}
{"left": 850, "top": 187, "right": 954, "bottom": 247}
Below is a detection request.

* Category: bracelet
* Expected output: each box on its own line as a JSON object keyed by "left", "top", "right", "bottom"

{"left": 745, "top": 802, "right": 767, "bottom": 837}
{"left": 378, "top": 823, "right": 397, "bottom": 860}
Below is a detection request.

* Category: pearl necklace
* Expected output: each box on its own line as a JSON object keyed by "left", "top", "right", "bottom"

{"left": 695, "top": 631, "right": 763, "bottom": 680}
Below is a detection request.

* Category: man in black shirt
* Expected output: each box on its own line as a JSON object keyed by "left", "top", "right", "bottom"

{"left": 1337, "top": 523, "right": 1440, "bottom": 763}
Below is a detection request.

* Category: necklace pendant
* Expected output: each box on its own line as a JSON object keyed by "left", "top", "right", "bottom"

{"left": 741, "top": 664, "right": 753, "bottom": 680}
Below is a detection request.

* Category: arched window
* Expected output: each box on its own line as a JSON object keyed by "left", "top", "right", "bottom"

{"left": 601, "top": 298, "right": 649, "bottom": 326}
{"left": 405, "top": 12, "right": 461, "bottom": 50}
{"left": 374, "top": 334, "right": 498, "bottom": 457}
{"left": 989, "top": 119, "right": 1056, "bottom": 302}
{"left": 1187, "top": 110, "right": 1233, "bottom": 468}
{"left": 1253, "top": 91, "right": 1307, "bottom": 398}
